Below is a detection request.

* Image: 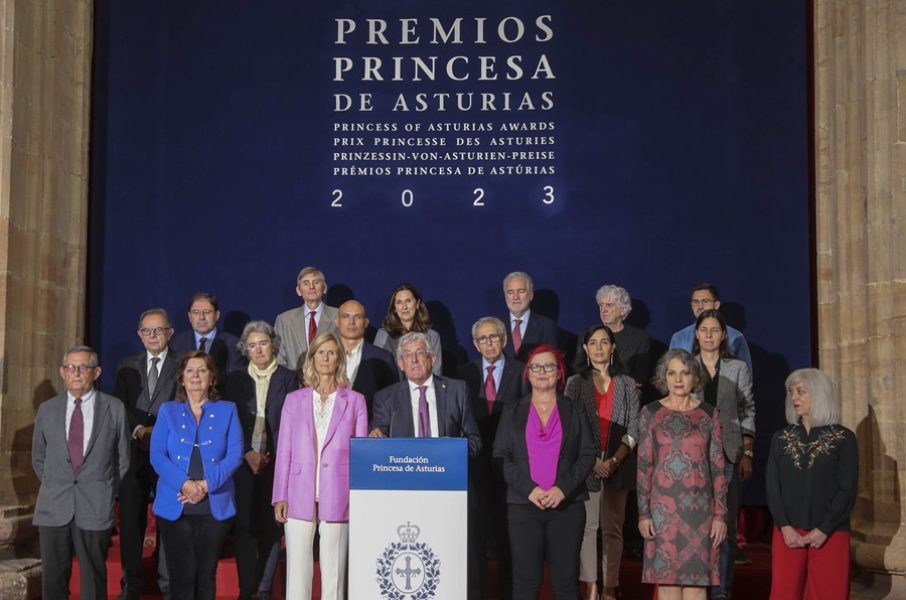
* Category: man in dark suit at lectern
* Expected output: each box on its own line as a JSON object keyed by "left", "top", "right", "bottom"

{"left": 369, "top": 332, "right": 481, "bottom": 459}
{"left": 113, "top": 308, "right": 180, "bottom": 599}
{"left": 501, "top": 271, "right": 558, "bottom": 362}
{"left": 170, "top": 291, "right": 243, "bottom": 378}
{"left": 458, "top": 317, "right": 525, "bottom": 600}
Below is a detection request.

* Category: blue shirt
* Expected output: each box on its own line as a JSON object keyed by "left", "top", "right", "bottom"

{"left": 193, "top": 327, "right": 219, "bottom": 351}
{"left": 481, "top": 356, "right": 505, "bottom": 391}
{"left": 669, "top": 324, "right": 753, "bottom": 374}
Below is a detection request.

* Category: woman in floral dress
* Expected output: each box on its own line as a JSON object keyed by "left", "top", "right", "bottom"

{"left": 637, "top": 349, "right": 728, "bottom": 600}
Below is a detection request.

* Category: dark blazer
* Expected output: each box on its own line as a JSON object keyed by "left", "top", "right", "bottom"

{"left": 372, "top": 375, "right": 482, "bottom": 458}
{"left": 564, "top": 372, "right": 640, "bottom": 490}
{"left": 352, "top": 342, "right": 399, "bottom": 420}
{"left": 457, "top": 358, "right": 525, "bottom": 460}
{"left": 503, "top": 312, "right": 559, "bottom": 362}
{"left": 222, "top": 365, "right": 299, "bottom": 455}
{"left": 113, "top": 349, "right": 180, "bottom": 435}
{"left": 32, "top": 391, "right": 130, "bottom": 529}
{"left": 171, "top": 329, "right": 244, "bottom": 381}
{"left": 493, "top": 393, "right": 596, "bottom": 505}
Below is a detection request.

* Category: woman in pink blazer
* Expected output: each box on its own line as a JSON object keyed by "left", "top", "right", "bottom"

{"left": 272, "top": 332, "right": 368, "bottom": 600}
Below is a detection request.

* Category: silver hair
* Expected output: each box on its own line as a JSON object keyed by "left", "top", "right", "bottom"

{"left": 784, "top": 368, "right": 840, "bottom": 427}
{"left": 595, "top": 284, "right": 632, "bottom": 316}
{"left": 296, "top": 266, "right": 327, "bottom": 288}
{"left": 62, "top": 344, "right": 99, "bottom": 367}
{"left": 503, "top": 271, "right": 534, "bottom": 294}
{"left": 396, "top": 331, "right": 433, "bottom": 360}
{"left": 137, "top": 308, "right": 171, "bottom": 329}
{"left": 237, "top": 320, "right": 282, "bottom": 358}
{"left": 651, "top": 349, "right": 703, "bottom": 395}
{"left": 471, "top": 316, "right": 507, "bottom": 345}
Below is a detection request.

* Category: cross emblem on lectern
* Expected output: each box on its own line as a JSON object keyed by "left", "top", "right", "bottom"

{"left": 395, "top": 555, "right": 422, "bottom": 590}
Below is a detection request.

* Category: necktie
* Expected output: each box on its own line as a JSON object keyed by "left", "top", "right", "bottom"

{"left": 148, "top": 356, "right": 160, "bottom": 398}
{"left": 308, "top": 311, "right": 317, "bottom": 345}
{"left": 198, "top": 337, "right": 208, "bottom": 352}
{"left": 484, "top": 365, "right": 497, "bottom": 415}
{"left": 417, "top": 385, "right": 430, "bottom": 437}
{"left": 69, "top": 397, "right": 84, "bottom": 472}
{"left": 512, "top": 319, "right": 523, "bottom": 355}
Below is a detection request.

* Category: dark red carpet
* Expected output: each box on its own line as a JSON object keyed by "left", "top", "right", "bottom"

{"left": 69, "top": 509, "right": 773, "bottom": 599}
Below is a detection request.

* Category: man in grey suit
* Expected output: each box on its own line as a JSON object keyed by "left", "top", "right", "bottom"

{"left": 32, "top": 345, "right": 130, "bottom": 600}
{"left": 113, "top": 308, "right": 179, "bottom": 599}
{"left": 274, "top": 265, "right": 339, "bottom": 370}
{"left": 369, "top": 332, "right": 481, "bottom": 458}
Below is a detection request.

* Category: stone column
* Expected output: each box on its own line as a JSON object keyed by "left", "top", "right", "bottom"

{"left": 814, "top": 0, "right": 906, "bottom": 597}
{"left": 0, "top": 0, "right": 93, "bottom": 596}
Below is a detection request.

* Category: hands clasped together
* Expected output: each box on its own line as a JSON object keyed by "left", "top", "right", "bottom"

{"left": 178, "top": 479, "right": 208, "bottom": 505}
{"left": 528, "top": 485, "right": 566, "bottom": 510}
{"left": 780, "top": 525, "right": 828, "bottom": 549}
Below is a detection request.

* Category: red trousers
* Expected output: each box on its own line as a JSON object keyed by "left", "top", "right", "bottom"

{"left": 770, "top": 526, "right": 850, "bottom": 600}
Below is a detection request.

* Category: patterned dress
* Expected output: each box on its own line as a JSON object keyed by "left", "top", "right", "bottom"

{"left": 637, "top": 401, "right": 727, "bottom": 586}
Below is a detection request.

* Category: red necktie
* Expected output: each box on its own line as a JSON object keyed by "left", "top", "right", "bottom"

{"left": 484, "top": 365, "right": 497, "bottom": 415}
{"left": 69, "top": 397, "right": 84, "bottom": 472}
{"left": 308, "top": 311, "right": 317, "bottom": 344}
{"left": 512, "top": 319, "right": 523, "bottom": 355}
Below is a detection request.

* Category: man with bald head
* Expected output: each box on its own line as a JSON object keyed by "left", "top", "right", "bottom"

{"left": 335, "top": 299, "right": 397, "bottom": 419}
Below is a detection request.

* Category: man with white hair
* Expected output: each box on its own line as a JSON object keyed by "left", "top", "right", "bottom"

{"left": 369, "top": 332, "right": 480, "bottom": 458}
{"left": 577, "top": 284, "right": 651, "bottom": 386}
{"left": 501, "top": 271, "right": 558, "bottom": 361}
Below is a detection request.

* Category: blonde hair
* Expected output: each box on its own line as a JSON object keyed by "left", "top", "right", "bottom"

{"left": 302, "top": 332, "right": 349, "bottom": 389}
{"left": 785, "top": 368, "right": 840, "bottom": 427}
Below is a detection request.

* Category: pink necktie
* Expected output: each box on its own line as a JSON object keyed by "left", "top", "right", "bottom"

{"left": 512, "top": 319, "right": 523, "bottom": 355}
{"left": 485, "top": 365, "right": 497, "bottom": 415}
{"left": 417, "top": 385, "right": 430, "bottom": 437}
{"left": 69, "top": 397, "right": 84, "bottom": 472}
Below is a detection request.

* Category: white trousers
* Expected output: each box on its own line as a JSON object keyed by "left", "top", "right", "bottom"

{"left": 284, "top": 516, "right": 349, "bottom": 600}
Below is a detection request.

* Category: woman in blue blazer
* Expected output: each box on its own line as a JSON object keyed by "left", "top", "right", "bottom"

{"left": 151, "top": 350, "right": 244, "bottom": 600}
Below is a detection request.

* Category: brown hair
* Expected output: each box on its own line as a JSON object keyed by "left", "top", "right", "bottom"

{"left": 175, "top": 350, "right": 220, "bottom": 401}
{"left": 381, "top": 283, "right": 433, "bottom": 337}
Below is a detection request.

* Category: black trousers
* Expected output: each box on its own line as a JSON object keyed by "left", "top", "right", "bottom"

{"left": 233, "top": 462, "right": 282, "bottom": 598}
{"left": 39, "top": 521, "right": 111, "bottom": 600}
{"left": 508, "top": 501, "right": 585, "bottom": 600}
{"left": 158, "top": 513, "right": 233, "bottom": 600}
{"left": 468, "top": 468, "right": 511, "bottom": 600}
{"left": 118, "top": 453, "right": 156, "bottom": 595}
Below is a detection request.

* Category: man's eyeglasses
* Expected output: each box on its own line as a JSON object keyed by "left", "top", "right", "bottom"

{"left": 139, "top": 327, "right": 172, "bottom": 337}
{"left": 62, "top": 364, "right": 96, "bottom": 374}
{"left": 475, "top": 334, "right": 503, "bottom": 345}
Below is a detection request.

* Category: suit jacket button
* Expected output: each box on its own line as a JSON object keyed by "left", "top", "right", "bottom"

{"left": 73, "top": 480, "right": 78, "bottom": 485}
{"left": 177, "top": 455, "right": 181, "bottom": 460}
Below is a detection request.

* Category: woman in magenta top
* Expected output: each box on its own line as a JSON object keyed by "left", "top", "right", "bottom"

{"left": 493, "top": 344, "right": 596, "bottom": 599}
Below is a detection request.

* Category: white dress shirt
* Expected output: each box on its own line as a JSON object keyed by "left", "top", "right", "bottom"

{"left": 65, "top": 389, "right": 96, "bottom": 455}
{"left": 345, "top": 340, "right": 364, "bottom": 384}
{"left": 313, "top": 390, "right": 337, "bottom": 501}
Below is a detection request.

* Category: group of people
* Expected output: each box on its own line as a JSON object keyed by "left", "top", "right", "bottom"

{"left": 30, "top": 269, "right": 858, "bottom": 600}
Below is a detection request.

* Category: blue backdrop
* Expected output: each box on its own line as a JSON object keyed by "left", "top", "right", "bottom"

{"left": 88, "top": 0, "right": 811, "bottom": 504}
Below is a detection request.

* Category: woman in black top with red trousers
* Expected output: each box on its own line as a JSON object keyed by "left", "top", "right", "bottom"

{"left": 765, "top": 368, "right": 857, "bottom": 600}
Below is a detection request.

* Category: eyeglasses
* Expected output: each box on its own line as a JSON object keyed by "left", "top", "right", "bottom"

{"left": 62, "top": 364, "right": 96, "bottom": 374}
{"left": 528, "top": 363, "right": 557, "bottom": 373}
{"left": 189, "top": 309, "right": 215, "bottom": 316}
{"left": 246, "top": 340, "right": 272, "bottom": 351}
{"left": 139, "top": 326, "right": 172, "bottom": 337}
{"left": 400, "top": 349, "right": 430, "bottom": 361}
{"left": 475, "top": 334, "right": 503, "bottom": 345}
{"left": 690, "top": 299, "right": 715, "bottom": 307}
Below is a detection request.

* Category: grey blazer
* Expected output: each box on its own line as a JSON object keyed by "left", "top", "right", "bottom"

{"left": 696, "top": 356, "right": 755, "bottom": 463}
{"left": 564, "top": 372, "right": 640, "bottom": 491}
{"left": 32, "top": 391, "right": 130, "bottom": 530}
{"left": 273, "top": 303, "right": 339, "bottom": 370}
